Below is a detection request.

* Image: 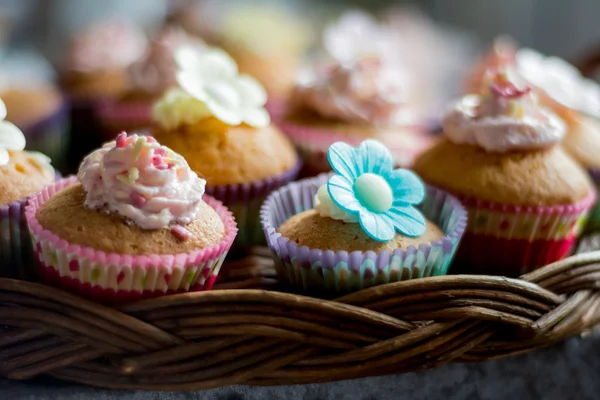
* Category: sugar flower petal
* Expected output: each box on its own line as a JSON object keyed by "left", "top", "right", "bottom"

{"left": 0, "top": 147, "right": 8, "bottom": 165}
{"left": 328, "top": 174, "right": 362, "bottom": 213}
{"left": 235, "top": 75, "right": 268, "bottom": 106}
{"left": 240, "top": 107, "right": 271, "bottom": 128}
{"left": 0, "top": 99, "right": 6, "bottom": 121}
{"left": 385, "top": 205, "right": 426, "bottom": 237}
{"left": 387, "top": 169, "right": 426, "bottom": 205}
{"left": 357, "top": 139, "right": 394, "bottom": 175}
{"left": 0, "top": 121, "right": 26, "bottom": 150}
{"left": 328, "top": 141, "right": 360, "bottom": 180}
{"left": 358, "top": 209, "right": 395, "bottom": 242}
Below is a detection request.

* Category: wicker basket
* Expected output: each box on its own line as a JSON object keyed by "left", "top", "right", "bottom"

{"left": 0, "top": 237, "right": 599, "bottom": 391}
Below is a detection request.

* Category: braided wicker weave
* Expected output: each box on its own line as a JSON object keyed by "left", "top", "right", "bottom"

{"left": 0, "top": 240, "right": 600, "bottom": 391}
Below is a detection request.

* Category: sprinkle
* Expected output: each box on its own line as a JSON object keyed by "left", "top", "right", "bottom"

{"left": 156, "top": 163, "right": 169, "bottom": 170}
{"left": 116, "top": 174, "right": 129, "bottom": 184}
{"left": 171, "top": 225, "right": 191, "bottom": 241}
{"left": 131, "top": 136, "right": 147, "bottom": 162}
{"left": 146, "top": 136, "right": 157, "bottom": 143}
{"left": 167, "top": 163, "right": 175, "bottom": 169}
{"left": 130, "top": 191, "right": 146, "bottom": 208}
{"left": 116, "top": 132, "right": 128, "bottom": 148}
{"left": 152, "top": 155, "right": 164, "bottom": 167}
{"left": 128, "top": 167, "right": 140, "bottom": 182}
{"left": 154, "top": 148, "right": 167, "bottom": 157}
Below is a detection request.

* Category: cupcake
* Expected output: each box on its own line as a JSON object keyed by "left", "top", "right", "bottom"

{"left": 215, "top": 5, "right": 313, "bottom": 106}
{"left": 97, "top": 26, "right": 207, "bottom": 139}
{"left": 0, "top": 98, "right": 56, "bottom": 280}
{"left": 261, "top": 139, "right": 467, "bottom": 295}
{"left": 25, "top": 132, "right": 237, "bottom": 303}
{"left": 280, "top": 54, "right": 433, "bottom": 175}
{"left": 0, "top": 53, "right": 69, "bottom": 171}
{"left": 515, "top": 48, "right": 600, "bottom": 231}
{"left": 151, "top": 47, "right": 300, "bottom": 249}
{"left": 61, "top": 19, "right": 147, "bottom": 172}
{"left": 413, "top": 68, "right": 595, "bottom": 276}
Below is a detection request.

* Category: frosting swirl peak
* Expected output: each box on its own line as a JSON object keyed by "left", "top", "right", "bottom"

{"left": 295, "top": 56, "right": 414, "bottom": 127}
{"left": 444, "top": 68, "right": 565, "bottom": 152}
{"left": 78, "top": 133, "right": 206, "bottom": 231}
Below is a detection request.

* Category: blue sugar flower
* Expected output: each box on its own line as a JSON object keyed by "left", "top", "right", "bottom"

{"left": 327, "top": 140, "right": 426, "bottom": 242}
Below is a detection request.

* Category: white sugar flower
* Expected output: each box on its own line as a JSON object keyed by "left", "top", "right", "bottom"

{"left": 174, "top": 46, "right": 270, "bottom": 128}
{"left": 0, "top": 98, "right": 26, "bottom": 166}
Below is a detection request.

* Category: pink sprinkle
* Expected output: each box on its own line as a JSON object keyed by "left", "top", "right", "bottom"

{"left": 146, "top": 136, "right": 157, "bottom": 143}
{"left": 152, "top": 155, "right": 164, "bottom": 166}
{"left": 167, "top": 163, "right": 175, "bottom": 169}
{"left": 116, "top": 132, "right": 128, "bottom": 148}
{"left": 156, "top": 163, "right": 169, "bottom": 170}
{"left": 171, "top": 225, "right": 191, "bottom": 241}
{"left": 154, "top": 148, "right": 167, "bottom": 156}
{"left": 130, "top": 191, "right": 146, "bottom": 208}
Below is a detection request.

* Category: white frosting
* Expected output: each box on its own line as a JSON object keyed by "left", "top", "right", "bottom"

{"left": 443, "top": 70, "right": 566, "bottom": 152}
{"left": 314, "top": 185, "right": 358, "bottom": 223}
{"left": 516, "top": 48, "right": 600, "bottom": 118}
{"left": 0, "top": 98, "right": 26, "bottom": 166}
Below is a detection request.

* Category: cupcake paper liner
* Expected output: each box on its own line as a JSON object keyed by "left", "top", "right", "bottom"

{"left": 261, "top": 173, "right": 468, "bottom": 295}
{"left": 279, "top": 121, "right": 434, "bottom": 174}
{"left": 22, "top": 98, "right": 70, "bottom": 172}
{"left": 205, "top": 160, "right": 302, "bottom": 250}
{"left": 0, "top": 172, "right": 62, "bottom": 281}
{"left": 453, "top": 192, "right": 596, "bottom": 277}
{"left": 25, "top": 177, "right": 238, "bottom": 303}
{"left": 96, "top": 100, "right": 152, "bottom": 141}
{"left": 584, "top": 168, "right": 600, "bottom": 233}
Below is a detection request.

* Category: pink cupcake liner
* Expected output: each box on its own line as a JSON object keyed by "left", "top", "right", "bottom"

{"left": 25, "top": 177, "right": 238, "bottom": 304}
{"left": 205, "top": 160, "right": 302, "bottom": 249}
{"left": 279, "top": 120, "right": 435, "bottom": 174}
{"left": 453, "top": 191, "right": 596, "bottom": 276}
{"left": 96, "top": 99, "right": 152, "bottom": 140}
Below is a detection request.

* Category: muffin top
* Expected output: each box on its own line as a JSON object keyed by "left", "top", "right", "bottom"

{"left": 0, "top": 98, "right": 55, "bottom": 205}
{"left": 561, "top": 114, "right": 600, "bottom": 169}
{"left": 278, "top": 139, "right": 441, "bottom": 253}
{"left": 151, "top": 47, "right": 298, "bottom": 185}
{"left": 37, "top": 184, "right": 223, "bottom": 254}
{"left": 413, "top": 67, "right": 593, "bottom": 206}
{"left": 36, "top": 132, "right": 225, "bottom": 254}
{"left": 279, "top": 209, "right": 443, "bottom": 253}
{"left": 1, "top": 86, "right": 62, "bottom": 128}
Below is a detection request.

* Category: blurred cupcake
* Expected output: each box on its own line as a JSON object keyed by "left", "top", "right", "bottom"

{"left": 216, "top": 5, "right": 313, "bottom": 108}
{"left": 0, "top": 97, "right": 56, "bottom": 280}
{"left": 413, "top": 68, "right": 595, "bottom": 276}
{"left": 151, "top": 47, "right": 300, "bottom": 249}
{"left": 97, "top": 26, "right": 207, "bottom": 139}
{"left": 25, "top": 132, "right": 237, "bottom": 303}
{"left": 280, "top": 54, "right": 433, "bottom": 175}
{"left": 516, "top": 47, "right": 600, "bottom": 231}
{"left": 61, "top": 19, "right": 147, "bottom": 172}
{"left": 0, "top": 51, "right": 69, "bottom": 170}
{"left": 463, "top": 36, "right": 517, "bottom": 94}
{"left": 262, "top": 139, "right": 466, "bottom": 295}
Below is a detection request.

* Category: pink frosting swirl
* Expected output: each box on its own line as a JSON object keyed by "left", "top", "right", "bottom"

{"left": 66, "top": 20, "right": 147, "bottom": 73}
{"left": 295, "top": 57, "right": 414, "bottom": 127}
{"left": 443, "top": 69, "right": 565, "bottom": 152}
{"left": 78, "top": 133, "right": 206, "bottom": 231}
{"left": 127, "top": 26, "right": 207, "bottom": 96}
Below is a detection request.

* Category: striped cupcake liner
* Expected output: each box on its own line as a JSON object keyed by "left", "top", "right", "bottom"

{"left": 205, "top": 160, "right": 302, "bottom": 250}
{"left": 261, "top": 173, "right": 468, "bottom": 295}
{"left": 25, "top": 177, "right": 238, "bottom": 304}
{"left": 453, "top": 192, "right": 596, "bottom": 276}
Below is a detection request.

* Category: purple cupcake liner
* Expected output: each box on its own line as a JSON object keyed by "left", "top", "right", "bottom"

{"left": 261, "top": 173, "right": 468, "bottom": 295}
{"left": 585, "top": 167, "right": 600, "bottom": 232}
{"left": 0, "top": 172, "right": 61, "bottom": 281}
{"left": 205, "top": 160, "right": 302, "bottom": 249}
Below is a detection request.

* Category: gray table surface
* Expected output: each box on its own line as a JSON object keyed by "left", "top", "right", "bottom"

{"left": 1, "top": 333, "right": 599, "bottom": 400}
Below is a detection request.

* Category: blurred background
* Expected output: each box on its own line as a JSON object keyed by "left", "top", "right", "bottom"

{"left": 1, "top": 0, "right": 599, "bottom": 172}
